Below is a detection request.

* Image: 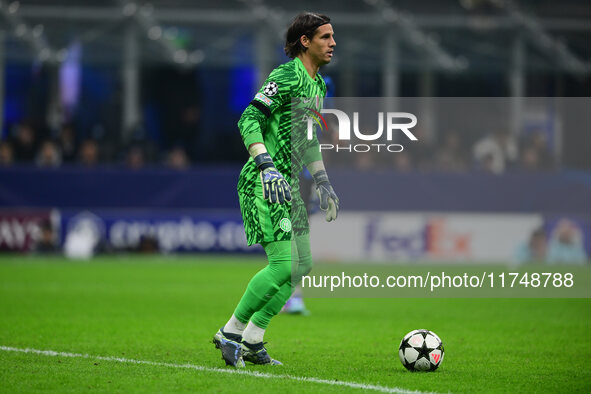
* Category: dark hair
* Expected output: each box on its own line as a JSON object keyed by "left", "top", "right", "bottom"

{"left": 284, "top": 12, "right": 331, "bottom": 59}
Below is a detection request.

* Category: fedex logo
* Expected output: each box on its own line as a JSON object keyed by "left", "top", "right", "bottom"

{"left": 364, "top": 217, "right": 471, "bottom": 260}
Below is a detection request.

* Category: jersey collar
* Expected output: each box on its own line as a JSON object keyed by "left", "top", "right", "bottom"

{"left": 295, "top": 57, "right": 318, "bottom": 83}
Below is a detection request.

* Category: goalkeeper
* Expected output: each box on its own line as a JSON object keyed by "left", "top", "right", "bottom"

{"left": 213, "top": 12, "right": 338, "bottom": 367}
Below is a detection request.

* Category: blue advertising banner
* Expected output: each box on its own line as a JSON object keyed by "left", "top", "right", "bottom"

{"left": 59, "top": 209, "right": 262, "bottom": 254}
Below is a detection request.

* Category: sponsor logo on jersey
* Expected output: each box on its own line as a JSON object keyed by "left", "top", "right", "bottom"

{"left": 254, "top": 92, "right": 273, "bottom": 106}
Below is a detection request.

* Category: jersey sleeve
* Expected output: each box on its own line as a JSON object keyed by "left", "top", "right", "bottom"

{"left": 302, "top": 77, "right": 327, "bottom": 165}
{"left": 237, "top": 66, "right": 299, "bottom": 149}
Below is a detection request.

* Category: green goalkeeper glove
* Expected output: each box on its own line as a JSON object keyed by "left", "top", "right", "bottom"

{"left": 254, "top": 153, "right": 292, "bottom": 204}
{"left": 313, "top": 170, "right": 339, "bottom": 222}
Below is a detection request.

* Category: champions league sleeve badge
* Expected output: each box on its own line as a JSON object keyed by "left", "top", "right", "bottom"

{"left": 263, "top": 81, "right": 279, "bottom": 96}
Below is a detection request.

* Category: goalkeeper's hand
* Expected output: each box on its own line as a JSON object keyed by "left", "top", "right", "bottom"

{"left": 313, "top": 170, "right": 339, "bottom": 222}
{"left": 254, "top": 153, "right": 292, "bottom": 204}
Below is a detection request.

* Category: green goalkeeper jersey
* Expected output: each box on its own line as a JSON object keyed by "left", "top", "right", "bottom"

{"left": 237, "top": 57, "right": 326, "bottom": 197}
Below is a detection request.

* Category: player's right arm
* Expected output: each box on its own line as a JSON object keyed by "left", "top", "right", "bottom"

{"left": 237, "top": 66, "right": 298, "bottom": 204}
{"left": 247, "top": 143, "right": 292, "bottom": 204}
{"left": 237, "top": 66, "right": 297, "bottom": 149}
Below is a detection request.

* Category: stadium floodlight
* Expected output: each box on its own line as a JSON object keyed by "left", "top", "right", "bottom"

{"left": 0, "top": 0, "right": 55, "bottom": 63}
{"left": 237, "top": 0, "right": 285, "bottom": 41}
{"left": 117, "top": 0, "right": 204, "bottom": 67}
{"left": 362, "top": 0, "right": 467, "bottom": 72}
{"left": 489, "top": 0, "right": 590, "bottom": 75}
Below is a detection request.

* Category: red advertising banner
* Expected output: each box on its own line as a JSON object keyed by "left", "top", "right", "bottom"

{"left": 0, "top": 209, "right": 59, "bottom": 252}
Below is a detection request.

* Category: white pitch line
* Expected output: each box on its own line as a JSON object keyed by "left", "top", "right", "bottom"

{"left": 0, "top": 345, "right": 437, "bottom": 394}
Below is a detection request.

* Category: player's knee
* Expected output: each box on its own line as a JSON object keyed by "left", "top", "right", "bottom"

{"left": 264, "top": 241, "right": 293, "bottom": 284}
{"left": 294, "top": 254, "right": 313, "bottom": 280}
{"left": 268, "top": 255, "right": 292, "bottom": 285}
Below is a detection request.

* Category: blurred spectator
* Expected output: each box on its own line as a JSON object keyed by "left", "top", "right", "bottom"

{"left": 434, "top": 131, "right": 468, "bottom": 172}
{"left": 121, "top": 123, "right": 159, "bottom": 167}
{"left": 547, "top": 219, "right": 588, "bottom": 265}
{"left": 393, "top": 151, "right": 413, "bottom": 172}
{"left": 473, "top": 130, "right": 518, "bottom": 174}
{"left": 32, "top": 219, "right": 58, "bottom": 253}
{"left": 354, "top": 152, "right": 377, "bottom": 170}
{"left": 90, "top": 123, "right": 118, "bottom": 162}
{"left": 521, "top": 130, "right": 555, "bottom": 171}
{"left": 137, "top": 235, "right": 160, "bottom": 254}
{"left": 125, "top": 145, "right": 145, "bottom": 170}
{"left": 36, "top": 140, "right": 62, "bottom": 168}
{"left": 156, "top": 68, "right": 202, "bottom": 159}
{"left": 79, "top": 139, "right": 100, "bottom": 167}
{"left": 407, "top": 127, "right": 434, "bottom": 171}
{"left": 11, "top": 122, "right": 38, "bottom": 162}
{"left": 179, "top": 105, "right": 200, "bottom": 148}
{"left": 165, "top": 146, "right": 191, "bottom": 170}
{"left": 57, "top": 123, "right": 78, "bottom": 163}
{"left": 520, "top": 146, "right": 541, "bottom": 172}
{"left": 514, "top": 227, "right": 547, "bottom": 264}
{"left": 0, "top": 141, "right": 14, "bottom": 166}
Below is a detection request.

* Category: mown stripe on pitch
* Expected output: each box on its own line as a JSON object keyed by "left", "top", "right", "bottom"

{"left": 0, "top": 345, "right": 439, "bottom": 394}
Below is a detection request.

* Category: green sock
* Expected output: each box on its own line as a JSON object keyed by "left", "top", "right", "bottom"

{"left": 250, "top": 282, "right": 293, "bottom": 329}
{"left": 251, "top": 234, "right": 313, "bottom": 329}
{"left": 233, "top": 240, "right": 293, "bottom": 324}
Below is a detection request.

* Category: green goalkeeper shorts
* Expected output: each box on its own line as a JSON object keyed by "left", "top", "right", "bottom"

{"left": 239, "top": 186, "right": 309, "bottom": 247}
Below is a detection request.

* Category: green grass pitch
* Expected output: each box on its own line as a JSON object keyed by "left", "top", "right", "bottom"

{"left": 1, "top": 255, "right": 590, "bottom": 393}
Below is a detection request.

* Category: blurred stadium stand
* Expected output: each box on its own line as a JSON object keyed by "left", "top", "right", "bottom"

{"left": 1, "top": 0, "right": 591, "bottom": 167}
{"left": 0, "top": 1, "right": 590, "bottom": 259}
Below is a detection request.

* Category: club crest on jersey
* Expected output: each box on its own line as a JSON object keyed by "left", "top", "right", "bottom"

{"left": 263, "top": 81, "right": 279, "bottom": 96}
{"left": 279, "top": 218, "right": 292, "bottom": 232}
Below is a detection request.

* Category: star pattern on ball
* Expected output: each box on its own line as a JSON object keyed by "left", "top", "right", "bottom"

{"left": 399, "top": 329, "right": 444, "bottom": 372}
{"left": 415, "top": 334, "right": 434, "bottom": 361}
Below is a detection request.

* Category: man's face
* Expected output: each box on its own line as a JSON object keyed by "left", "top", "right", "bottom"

{"left": 303, "top": 24, "right": 336, "bottom": 66}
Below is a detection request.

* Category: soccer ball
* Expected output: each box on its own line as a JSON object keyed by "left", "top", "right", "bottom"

{"left": 398, "top": 329, "right": 444, "bottom": 371}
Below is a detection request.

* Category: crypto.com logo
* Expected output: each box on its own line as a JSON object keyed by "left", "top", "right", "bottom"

{"left": 305, "top": 108, "right": 418, "bottom": 152}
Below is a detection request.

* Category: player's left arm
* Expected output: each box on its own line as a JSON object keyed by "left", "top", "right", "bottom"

{"left": 302, "top": 118, "right": 340, "bottom": 222}
{"left": 304, "top": 77, "right": 339, "bottom": 221}
{"left": 307, "top": 160, "right": 339, "bottom": 222}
